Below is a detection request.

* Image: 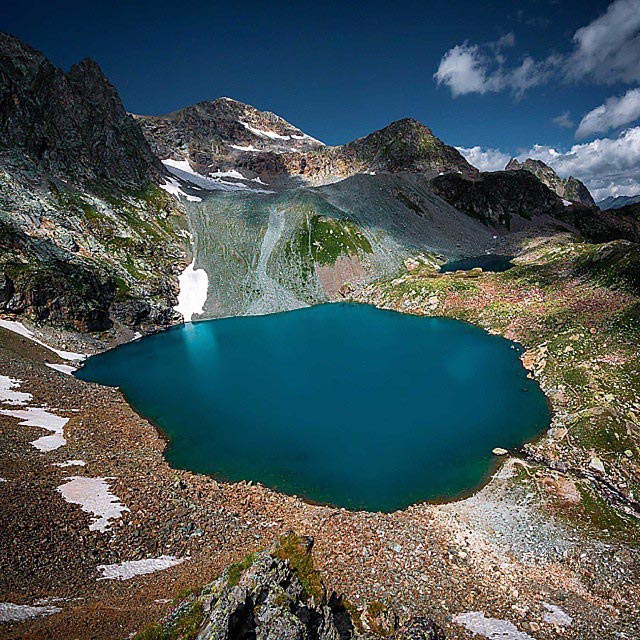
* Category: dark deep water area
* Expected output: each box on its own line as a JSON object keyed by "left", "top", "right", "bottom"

{"left": 76, "top": 303, "right": 550, "bottom": 512}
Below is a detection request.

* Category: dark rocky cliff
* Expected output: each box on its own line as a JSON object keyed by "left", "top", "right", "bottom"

{"left": 505, "top": 158, "right": 595, "bottom": 207}
{"left": 0, "top": 33, "right": 188, "bottom": 336}
{"left": 430, "top": 170, "right": 567, "bottom": 229}
{"left": 0, "top": 32, "right": 161, "bottom": 188}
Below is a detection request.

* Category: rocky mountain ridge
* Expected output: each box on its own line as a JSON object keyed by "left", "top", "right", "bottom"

{"left": 137, "top": 102, "right": 477, "bottom": 188}
{"left": 0, "top": 32, "right": 161, "bottom": 188}
{"left": 0, "top": 31, "right": 634, "bottom": 335}
{"left": 505, "top": 157, "right": 595, "bottom": 207}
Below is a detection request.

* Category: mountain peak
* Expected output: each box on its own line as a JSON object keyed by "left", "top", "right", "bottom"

{"left": 0, "top": 31, "right": 159, "bottom": 188}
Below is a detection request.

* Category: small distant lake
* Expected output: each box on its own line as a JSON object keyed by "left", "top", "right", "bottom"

{"left": 76, "top": 304, "right": 549, "bottom": 512}
{"left": 440, "top": 254, "right": 514, "bottom": 273}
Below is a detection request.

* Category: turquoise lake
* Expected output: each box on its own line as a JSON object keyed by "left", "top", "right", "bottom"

{"left": 76, "top": 303, "right": 550, "bottom": 512}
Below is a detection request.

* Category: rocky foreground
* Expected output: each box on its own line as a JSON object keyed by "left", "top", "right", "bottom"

{"left": 0, "top": 234, "right": 639, "bottom": 639}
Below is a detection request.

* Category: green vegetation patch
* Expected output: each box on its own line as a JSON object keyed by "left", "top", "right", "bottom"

{"left": 225, "top": 552, "right": 257, "bottom": 587}
{"left": 288, "top": 215, "right": 372, "bottom": 267}
{"left": 272, "top": 532, "right": 324, "bottom": 601}
{"left": 133, "top": 600, "right": 205, "bottom": 640}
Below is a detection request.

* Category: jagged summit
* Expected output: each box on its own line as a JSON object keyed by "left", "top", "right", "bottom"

{"left": 0, "top": 32, "right": 160, "bottom": 188}
{"left": 341, "top": 117, "right": 476, "bottom": 176}
{"left": 505, "top": 157, "right": 595, "bottom": 207}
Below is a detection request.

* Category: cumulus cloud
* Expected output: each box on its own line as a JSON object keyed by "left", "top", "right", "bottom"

{"left": 435, "top": 0, "right": 640, "bottom": 99}
{"left": 576, "top": 88, "right": 640, "bottom": 137}
{"left": 454, "top": 146, "right": 511, "bottom": 172}
{"left": 566, "top": 0, "right": 640, "bottom": 84}
{"left": 434, "top": 35, "right": 553, "bottom": 97}
{"left": 553, "top": 111, "right": 574, "bottom": 128}
{"left": 456, "top": 126, "right": 640, "bottom": 200}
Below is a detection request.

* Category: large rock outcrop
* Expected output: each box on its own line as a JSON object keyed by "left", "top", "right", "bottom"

{"left": 134, "top": 533, "right": 445, "bottom": 640}
{"left": 505, "top": 158, "right": 595, "bottom": 207}
{"left": 429, "top": 170, "right": 568, "bottom": 230}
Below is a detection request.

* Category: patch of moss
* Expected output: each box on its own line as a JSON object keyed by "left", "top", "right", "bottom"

{"left": 226, "top": 552, "right": 257, "bottom": 587}
{"left": 133, "top": 624, "right": 164, "bottom": 640}
{"left": 272, "top": 532, "right": 323, "bottom": 601}
{"left": 287, "top": 215, "right": 372, "bottom": 268}
{"left": 562, "top": 366, "right": 589, "bottom": 387}
{"left": 133, "top": 599, "right": 205, "bottom": 640}
{"left": 342, "top": 598, "right": 364, "bottom": 633}
{"left": 169, "top": 601, "right": 204, "bottom": 640}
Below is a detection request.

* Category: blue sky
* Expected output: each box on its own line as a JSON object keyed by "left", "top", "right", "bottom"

{"left": 4, "top": 0, "right": 640, "bottom": 198}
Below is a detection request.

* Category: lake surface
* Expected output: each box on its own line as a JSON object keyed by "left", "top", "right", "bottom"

{"left": 440, "top": 254, "right": 514, "bottom": 273}
{"left": 76, "top": 304, "right": 549, "bottom": 512}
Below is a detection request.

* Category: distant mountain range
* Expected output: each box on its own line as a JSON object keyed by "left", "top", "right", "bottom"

{"left": 1, "top": 31, "right": 637, "bottom": 333}
{"left": 597, "top": 194, "right": 640, "bottom": 210}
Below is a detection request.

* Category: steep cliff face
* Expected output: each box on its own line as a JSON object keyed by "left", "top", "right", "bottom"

{"left": 0, "top": 32, "right": 161, "bottom": 188}
{"left": 505, "top": 158, "right": 595, "bottom": 207}
{"left": 0, "top": 33, "right": 188, "bottom": 336}
{"left": 138, "top": 102, "right": 476, "bottom": 187}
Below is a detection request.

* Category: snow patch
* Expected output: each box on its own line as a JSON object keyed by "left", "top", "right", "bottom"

{"left": 562, "top": 199, "right": 572, "bottom": 206}
{"left": 0, "top": 407, "right": 68, "bottom": 452}
{"left": 0, "top": 320, "right": 85, "bottom": 361}
{"left": 0, "top": 602, "right": 61, "bottom": 622}
{"left": 230, "top": 144, "right": 260, "bottom": 152}
{"left": 57, "top": 476, "right": 128, "bottom": 532}
{"left": 174, "top": 261, "right": 209, "bottom": 322}
{"left": 209, "top": 169, "right": 246, "bottom": 180}
{"left": 453, "top": 612, "right": 536, "bottom": 639}
{"left": 97, "top": 555, "right": 184, "bottom": 580}
{"left": 163, "top": 160, "right": 273, "bottom": 194}
{"left": 46, "top": 363, "right": 77, "bottom": 375}
{"left": 0, "top": 375, "right": 32, "bottom": 405}
{"left": 240, "top": 121, "right": 291, "bottom": 140}
{"left": 542, "top": 603, "right": 572, "bottom": 627}
{"left": 53, "top": 460, "right": 86, "bottom": 468}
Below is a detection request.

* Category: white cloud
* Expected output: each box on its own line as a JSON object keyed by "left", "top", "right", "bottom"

{"left": 566, "top": 0, "right": 640, "bottom": 84}
{"left": 576, "top": 88, "right": 640, "bottom": 137}
{"left": 456, "top": 126, "right": 640, "bottom": 200}
{"left": 455, "top": 146, "right": 511, "bottom": 172}
{"left": 434, "top": 35, "right": 553, "bottom": 98}
{"left": 553, "top": 111, "right": 574, "bottom": 128}
{"left": 435, "top": 0, "right": 640, "bottom": 100}
{"left": 434, "top": 44, "right": 491, "bottom": 97}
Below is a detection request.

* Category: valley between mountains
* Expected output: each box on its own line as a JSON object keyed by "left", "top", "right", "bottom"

{"left": 1, "top": 32, "right": 640, "bottom": 640}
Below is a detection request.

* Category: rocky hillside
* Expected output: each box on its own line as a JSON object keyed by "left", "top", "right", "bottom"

{"left": 138, "top": 102, "right": 476, "bottom": 188}
{"left": 278, "top": 118, "right": 478, "bottom": 185}
{"left": 0, "top": 32, "right": 188, "bottom": 337}
{"left": 505, "top": 158, "right": 595, "bottom": 207}
{"left": 135, "top": 97, "right": 324, "bottom": 173}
